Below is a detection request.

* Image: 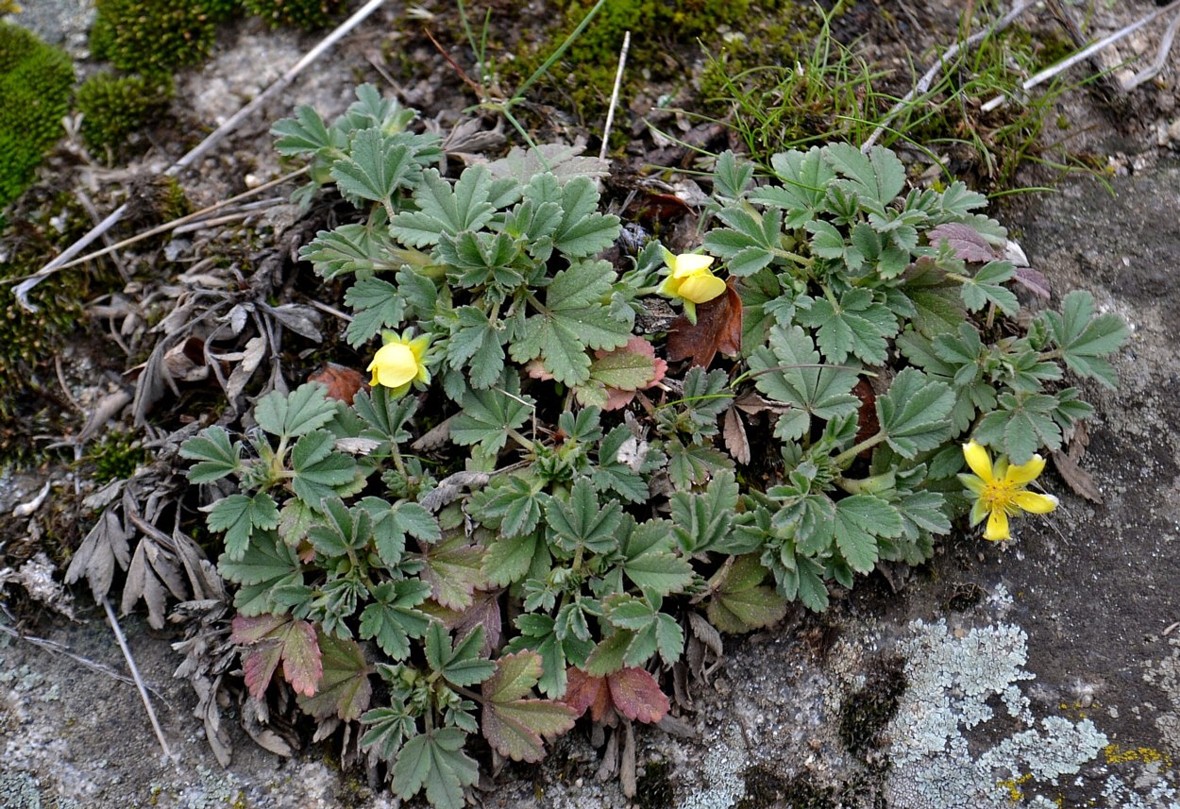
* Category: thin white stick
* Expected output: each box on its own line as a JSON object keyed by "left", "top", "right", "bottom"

{"left": 1121, "top": 9, "right": 1180, "bottom": 91}
{"left": 862, "top": 1, "right": 1034, "bottom": 151}
{"left": 101, "top": 595, "right": 173, "bottom": 761}
{"left": 13, "top": 0, "right": 388, "bottom": 311}
{"left": 981, "top": 0, "right": 1180, "bottom": 112}
{"left": 599, "top": 31, "right": 631, "bottom": 162}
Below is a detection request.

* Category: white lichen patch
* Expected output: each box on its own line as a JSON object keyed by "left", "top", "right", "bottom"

{"left": 884, "top": 616, "right": 1108, "bottom": 808}
{"left": 1144, "top": 636, "right": 1180, "bottom": 751}
{"left": 679, "top": 722, "right": 748, "bottom": 809}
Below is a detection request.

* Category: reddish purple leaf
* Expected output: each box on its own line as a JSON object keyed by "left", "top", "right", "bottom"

{"left": 481, "top": 652, "right": 577, "bottom": 762}
{"left": 563, "top": 667, "right": 612, "bottom": 722}
{"left": 1014, "top": 266, "right": 1051, "bottom": 299}
{"left": 231, "top": 613, "right": 323, "bottom": 699}
{"left": 927, "top": 223, "right": 1000, "bottom": 263}
{"left": 607, "top": 667, "right": 670, "bottom": 724}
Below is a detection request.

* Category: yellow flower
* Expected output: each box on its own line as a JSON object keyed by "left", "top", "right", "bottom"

{"left": 658, "top": 248, "right": 726, "bottom": 322}
{"left": 367, "top": 331, "right": 431, "bottom": 391}
{"left": 958, "top": 440, "right": 1058, "bottom": 541}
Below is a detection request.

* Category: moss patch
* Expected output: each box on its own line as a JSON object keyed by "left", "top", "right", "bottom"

{"left": 838, "top": 655, "right": 907, "bottom": 760}
{"left": 0, "top": 22, "right": 74, "bottom": 208}
{"left": 77, "top": 72, "right": 175, "bottom": 155}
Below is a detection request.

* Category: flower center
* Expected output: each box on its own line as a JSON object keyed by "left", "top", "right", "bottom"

{"left": 982, "top": 479, "right": 1017, "bottom": 512}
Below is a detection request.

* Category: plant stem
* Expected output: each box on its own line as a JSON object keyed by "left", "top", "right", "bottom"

{"left": 832, "top": 432, "right": 886, "bottom": 466}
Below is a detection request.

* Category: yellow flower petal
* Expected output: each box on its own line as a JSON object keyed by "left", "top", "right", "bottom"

{"left": 367, "top": 343, "right": 418, "bottom": 388}
{"left": 962, "top": 440, "right": 994, "bottom": 482}
{"left": 677, "top": 271, "right": 727, "bottom": 304}
{"left": 1011, "top": 491, "right": 1059, "bottom": 514}
{"left": 670, "top": 253, "right": 715, "bottom": 277}
{"left": 984, "top": 508, "right": 1010, "bottom": 541}
{"left": 1005, "top": 454, "right": 1046, "bottom": 486}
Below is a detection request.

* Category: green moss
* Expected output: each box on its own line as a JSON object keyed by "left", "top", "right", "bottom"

{"left": 0, "top": 22, "right": 74, "bottom": 208}
{"left": 88, "top": 430, "right": 146, "bottom": 483}
{"left": 77, "top": 72, "right": 174, "bottom": 154}
{"left": 242, "top": 0, "right": 345, "bottom": 30}
{"left": 508, "top": 0, "right": 830, "bottom": 136}
{"left": 90, "top": 0, "right": 217, "bottom": 74}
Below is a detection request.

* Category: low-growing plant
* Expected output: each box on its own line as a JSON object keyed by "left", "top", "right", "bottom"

{"left": 181, "top": 86, "right": 1126, "bottom": 807}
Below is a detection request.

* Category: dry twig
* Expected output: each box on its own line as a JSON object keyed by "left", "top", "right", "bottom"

{"left": 102, "top": 594, "right": 174, "bottom": 761}
{"left": 981, "top": 0, "right": 1180, "bottom": 112}
{"left": 862, "top": 1, "right": 1036, "bottom": 151}
{"left": 599, "top": 31, "right": 631, "bottom": 162}
{"left": 11, "top": 0, "right": 389, "bottom": 311}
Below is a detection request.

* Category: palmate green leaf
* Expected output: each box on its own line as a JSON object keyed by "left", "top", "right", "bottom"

{"left": 603, "top": 594, "right": 684, "bottom": 667}
{"left": 705, "top": 554, "right": 789, "bottom": 633}
{"left": 392, "top": 727, "right": 479, "bottom": 809}
{"left": 831, "top": 494, "right": 902, "bottom": 573}
{"left": 307, "top": 496, "right": 370, "bottom": 557}
{"left": 450, "top": 373, "right": 534, "bottom": 453}
{"left": 1039, "top": 289, "right": 1128, "bottom": 388}
{"left": 330, "top": 128, "right": 416, "bottom": 204}
{"left": 290, "top": 430, "right": 360, "bottom": 506}
{"left": 439, "top": 230, "right": 526, "bottom": 289}
{"left": 552, "top": 176, "right": 620, "bottom": 257}
{"left": 420, "top": 531, "right": 485, "bottom": 610}
{"left": 470, "top": 474, "right": 548, "bottom": 538}
{"left": 591, "top": 425, "right": 649, "bottom": 503}
{"left": 796, "top": 288, "right": 897, "bottom": 365}
{"left": 670, "top": 470, "right": 738, "bottom": 555}
{"left": 482, "top": 531, "right": 540, "bottom": 587}
{"left": 271, "top": 104, "right": 340, "bottom": 155}
{"left": 959, "top": 260, "right": 1019, "bottom": 317}
{"left": 301, "top": 223, "right": 397, "bottom": 280}
{"left": 749, "top": 325, "right": 860, "bottom": 439}
{"left": 756, "top": 145, "right": 836, "bottom": 228}
{"left": 296, "top": 632, "right": 373, "bottom": 721}
{"left": 480, "top": 651, "right": 577, "bottom": 763}
{"left": 219, "top": 529, "right": 303, "bottom": 615}
{"left": 181, "top": 426, "right": 242, "bottom": 483}
{"left": 894, "top": 489, "right": 951, "bottom": 541}
{"left": 806, "top": 219, "right": 864, "bottom": 273}
{"left": 344, "top": 276, "right": 406, "bottom": 346}
{"left": 545, "top": 478, "right": 624, "bottom": 555}
{"left": 389, "top": 165, "right": 510, "bottom": 247}
{"left": 823, "top": 142, "right": 905, "bottom": 214}
{"left": 361, "top": 701, "right": 417, "bottom": 760}
{"left": 205, "top": 492, "right": 279, "bottom": 561}
{"left": 446, "top": 306, "right": 506, "bottom": 389}
{"left": 665, "top": 440, "right": 732, "bottom": 491}
{"left": 509, "top": 259, "right": 633, "bottom": 385}
{"left": 360, "top": 580, "right": 432, "bottom": 660}
{"left": 876, "top": 368, "right": 955, "bottom": 458}
{"left": 425, "top": 624, "right": 496, "bottom": 687}
{"left": 254, "top": 383, "right": 339, "bottom": 438}
{"left": 619, "top": 518, "right": 693, "bottom": 596}
{"left": 712, "top": 150, "right": 755, "bottom": 199}
{"left": 765, "top": 541, "right": 829, "bottom": 613}
{"left": 353, "top": 386, "right": 416, "bottom": 445}
{"left": 701, "top": 205, "right": 782, "bottom": 276}
{"left": 973, "top": 391, "right": 1062, "bottom": 465}
{"left": 361, "top": 499, "right": 439, "bottom": 568}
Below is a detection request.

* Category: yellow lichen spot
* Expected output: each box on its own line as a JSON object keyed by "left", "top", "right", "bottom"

{"left": 1103, "top": 743, "right": 1173, "bottom": 768}
{"left": 997, "top": 772, "right": 1032, "bottom": 803}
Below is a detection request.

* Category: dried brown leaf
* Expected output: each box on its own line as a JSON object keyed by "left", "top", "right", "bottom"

{"left": 666, "top": 278, "right": 742, "bottom": 368}
{"left": 722, "top": 407, "right": 750, "bottom": 465}
{"left": 65, "top": 508, "right": 131, "bottom": 602}
{"left": 1051, "top": 450, "right": 1103, "bottom": 503}
{"left": 308, "top": 362, "right": 366, "bottom": 405}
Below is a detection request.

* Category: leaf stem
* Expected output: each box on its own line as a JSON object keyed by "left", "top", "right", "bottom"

{"left": 832, "top": 432, "right": 885, "bottom": 467}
